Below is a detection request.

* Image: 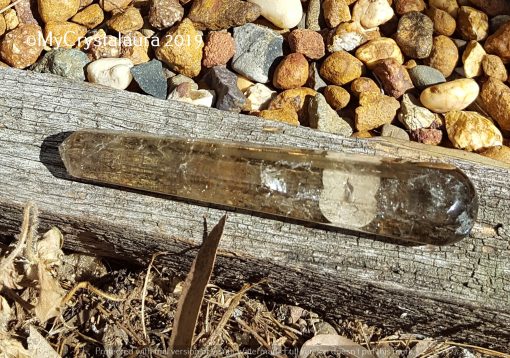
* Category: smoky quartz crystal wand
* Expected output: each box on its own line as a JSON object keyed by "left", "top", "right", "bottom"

{"left": 59, "top": 129, "right": 478, "bottom": 246}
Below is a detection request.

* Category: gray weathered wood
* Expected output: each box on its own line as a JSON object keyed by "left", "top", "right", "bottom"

{"left": 0, "top": 68, "right": 509, "bottom": 350}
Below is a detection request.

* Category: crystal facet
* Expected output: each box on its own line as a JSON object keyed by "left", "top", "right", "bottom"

{"left": 59, "top": 130, "right": 479, "bottom": 245}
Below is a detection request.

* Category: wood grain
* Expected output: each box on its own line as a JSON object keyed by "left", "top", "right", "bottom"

{"left": 0, "top": 68, "right": 508, "bottom": 350}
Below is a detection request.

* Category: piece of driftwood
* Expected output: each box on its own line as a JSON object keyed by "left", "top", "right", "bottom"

{"left": 0, "top": 68, "right": 509, "bottom": 350}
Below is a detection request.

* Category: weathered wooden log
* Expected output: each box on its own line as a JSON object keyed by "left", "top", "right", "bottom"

{"left": 0, "top": 68, "right": 508, "bottom": 350}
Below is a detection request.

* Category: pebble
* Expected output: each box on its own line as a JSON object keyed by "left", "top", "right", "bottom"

{"left": 243, "top": 83, "right": 276, "bottom": 111}
{"left": 99, "top": 0, "right": 131, "bottom": 12}
{"left": 268, "top": 87, "right": 317, "bottom": 123}
{"left": 148, "top": 0, "right": 183, "bottom": 30}
{"left": 155, "top": 18, "right": 204, "bottom": 78}
{"left": 468, "top": 0, "right": 510, "bottom": 17}
{"left": 273, "top": 53, "right": 309, "bottom": 90}
{"left": 327, "top": 22, "right": 376, "bottom": 52}
{"left": 130, "top": 59, "right": 167, "bottom": 99}
{"left": 0, "top": 17, "right": 4, "bottom": 38}
{"left": 320, "top": 50, "right": 364, "bottom": 86}
{"left": 481, "top": 54, "right": 508, "bottom": 81}
{"left": 4, "top": 9, "right": 19, "bottom": 31}
{"left": 355, "top": 38, "right": 404, "bottom": 69}
{"left": 168, "top": 82, "right": 216, "bottom": 107}
{"left": 306, "top": 62, "right": 327, "bottom": 91}
{"left": 205, "top": 66, "right": 246, "bottom": 112}
{"left": 168, "top": 74, "right": 197, "bottom": 91}
{"left": 429, "top": 0, "right": 458, "bottom": 17}
{"left": 202, "top": 31, "right": 236, "bottom": 68}
{"left": 398, "top": 93, "right": 437, "bottom": 130}
{"left": 323, "top": 0, "right": 350, "bottom": 28}
{"left": 248, "top": 0, "right": 302, "bottom": 29}
{"left": 305, "top": 0, "right": 321, "bottom": 31}
{"left": 420, "top": 78, "right": 479, "bottom": 113}
{"left": 45, "top": 21, "right": 88, "bottom": 48}
{"left": 31, "top": 48, "right": 89, "bottom": 80}
{"left": 479, "top": 78, "right": 510, "bottom": 131}
{"left": 107, "top": 7, "right": 143, "bottom": 34}
{"left": 411, "top": 128, "right": 443, "bottom": 145}
{"left": 462, "top": 40, "right": 486, "bottom": 78}
{"left": 372, "top": 58, "right": 414, "bottom": 98}
{"left": 424, "top": 35, "right": 459, "bottom": 77}
{"left": 350, "top": 77, "right": 379, "bottom": 97}
{"left": 490, "top": 15, "right": 510, "bottom": 32}
{"left": 352, "top": 0, "right": 394, "bottom": 29}
{"left": 308, "top": 93, "right": 353, "bottom": 136}
{"left": 86, "top": 57, "right": 134, "bottom": 90}
{"left": 381, "top": 123, "right": 410, "bottom": 141}
{"left": 88, "top": 34, "right": 121, "bottom": 59}
{"left": 457, "top": 6, "right": 489, "bottom": 41}
{"left": 395, "top": 11, "right": 434, "bottom": 59}
{"left": 426, "top": 7, "right": 456, "bottom": 36}
{"left": 408, "top": 65, "right": 446, "bottom": 89}
{"left": 484, "top": 21, "right": 510, "bottom": 62}
{"left": 394, "top": 0, "right": 426, "bottom": 15}
{"left": 121, "top": 31, "right": 150, "bottom": 65}
{"left": 38, "top": 0, "right": 80, "bottom": 23}
{"left": 231, "top": 23, "right": 283, "bottom": 83}
{"left": 0, "top": 24, "right": 44, "bottom": 69}
{"left": 323, "top": 85, "right": 350, "bottom": 110}
{"left": 188, "top": 0, "right": 261, "bottom": 31}
{"left": 288, "top": 29, "right": 325, "bottom": 60}
{"left": 14, "top": 0, "right": 38, "bottom": 25}
{"left": 480, "top": 146, "right": 510, "bottom": 164}
{"left": 258, "top": 108, "right": 299, "bottom": 126}
{"left": 236, "top": 75, "right": 254, "bottom": 92}
{"left": 72, "top": 4, "right": 104, "bottom": 29}
{"left": 445, "top": 111, "right": 503, "bottom": 151}
{"left": 355, "top": 92, "right": 400, "bottom": 131}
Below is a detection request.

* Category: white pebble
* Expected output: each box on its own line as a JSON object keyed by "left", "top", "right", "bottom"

{"left": 420, "top": 79, "right": 480, "bottom": 113}
{"left": 168, "top": 87, "right": 216, "bottom": 108}
{"left": 244, "top": 83, "right": 277, "bottom": 112}
{"left": 352, "top": 0, "right": 394, "bottom": 29}
{"left": 86, "top": 58, "right": 134, "bottom": 90}
{"left": 247, "top": 0, "right": 303, "bottom": 29}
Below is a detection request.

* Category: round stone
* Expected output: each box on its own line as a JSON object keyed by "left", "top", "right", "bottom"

{"left": 273, "top": 53, "right": 309, "bottom": 90}
{"left": 420, "top": 79, "right": 479, "bottom": 113}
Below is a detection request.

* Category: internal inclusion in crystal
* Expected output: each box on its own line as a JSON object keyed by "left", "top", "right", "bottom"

{"left": 59, "top": 130, "right": 479, "bottom": 245}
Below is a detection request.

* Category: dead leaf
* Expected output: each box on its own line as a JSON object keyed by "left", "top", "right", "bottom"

{"left": 407, "top": 339, "right": 439, "bottom": 358}
{"left": 0, "top": 296, "right": 12, "bottom": 333}
{"left": 168, "top": 216, "right": 226, "bottom": 358}
{"left": 299, "top": 334, "right": 376, "bottom": 358}
{"left": 27, "top": 325, "right": 60, "bottom": 358}
{"left": 0, "top": 337, "right": 31, "bottom": 358}
{"left": 35, "top": 228, "right": 64, "bottom": 269}
{"left": 34, "top": 264, "right": 65, "bottom": 323}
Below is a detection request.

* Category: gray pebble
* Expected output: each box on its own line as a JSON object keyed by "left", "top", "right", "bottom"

{"left": 381, "top": 123, "right": 410, "bottom": 141}
{"left": 205, "top": 66, "right": 246, "bottom": 112}
{"left": 231, "top": 23, "right": 283, "bottom": 84}
{"left": 308, "top": 93, "right": 352, "bottom": 136}
{"left": 409, "top": 65, "right": 446, "bottom": 89}
{"left": 31, "top": 49, "right": 89, "bottom": 81}
{"left": 306, "top": 0, "right": 321, "bottom": 31}
{"left": 490, "top": 15, "right": 510, "bottom": 33}
{"left": 130, "top": 59, "right": 168, "bottom": 99}
{"left": 306, "top": 62, "right": 327, "bottom": 92}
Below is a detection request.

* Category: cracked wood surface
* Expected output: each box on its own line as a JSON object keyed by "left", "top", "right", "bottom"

{"left": 0, "top": 68, "right": 509, "bottom": 350}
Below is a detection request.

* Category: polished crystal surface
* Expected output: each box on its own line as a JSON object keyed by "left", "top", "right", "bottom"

{"left": 59, "top": 129, "right": 479, "bottom": 245}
